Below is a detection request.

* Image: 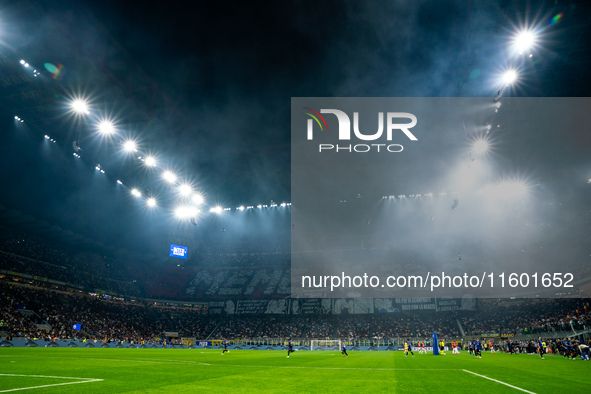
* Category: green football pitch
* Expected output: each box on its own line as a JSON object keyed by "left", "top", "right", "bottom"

{"left": 0, "top": 348, "right": 587, "bottom": 393}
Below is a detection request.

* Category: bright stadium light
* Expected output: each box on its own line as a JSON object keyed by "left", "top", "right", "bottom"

{"left": 71, "top": 99, "right": 89, "bottom": 114}
{"left": 499, "top": 180, "right": 528, "bottom": 198}
{"left": 117, "top": 180, "right": 123, "bottom": 185}
{"left": 98, "top": 121, "right": 115, "bottom": 135}
{"left": 144, "top": 156, "right": 156, "bottom": 167}
{"left": 210, "top": 206, "right": 223, "bottom": 214}
{"left": 480, "top": 179, "right": 529, "bottom": 200}
{"left": 514, "top": 31, "right": 535, "bottom": 53}
{"left": 472, "top": 138, "right": 490, "bottom": 155}
{"left": 192, "top": 193, "right": 204, "bottom": 205}
{"left": 179, "top": 183, "right": 192, "bottom": 196}
{"left": 123, "top": 140, "right": 137, "bottom": 152}
{"left": 131, "top": 188, "right": 141, "bottom": 197}
{"left": 502, "top": 70, "right": 517, "bottom": 85}
{"left": 174, "top": 205, "right": 198, "bottom": 220}
{"left": 146, "top": 197, "right": 157, "bottom": 207}
{"left": 162, "top": 170, "right": 177, "bottom": 184}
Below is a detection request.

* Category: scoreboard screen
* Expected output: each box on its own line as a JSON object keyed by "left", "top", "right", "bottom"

{"left": 169, "top": 244, "right": 188, "bottom": 259}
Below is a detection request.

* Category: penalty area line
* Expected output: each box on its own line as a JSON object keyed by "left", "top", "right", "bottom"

{"left": 0, "top": 374, "right": 103, "bottom": 393}
{"left": 462, "top": 370, "right": 536, "bottom": 393}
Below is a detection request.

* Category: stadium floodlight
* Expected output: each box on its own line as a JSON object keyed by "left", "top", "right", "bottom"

{"left": 146, "top": 197, "right": 157, "bottom": 207}
{"left": 162, "top": 170, "right": 177, "bottom": 184}
{"left": 71, "top": 99, "right": 89, "bottom": 114}
{"left": 174, "top": 205, "right": 198, "bottom": 220}
{"left": 481, "top": 179, "right": 528, "bottom": 200}
{"left": 471, "top": 137, "right": 490, "bottom": 156}
{"left": 131, "top": 188, "right": 141, "bottom": 197}
{"left": 20, "top": 60, "right": 25, "bottom": 64}
{"left": 502, "top": 70, "right": 517, "bottom": 85}
{"left": 499, "top": 180, "right": 527, "bottom": 198}
{"left": 179, "top": 183, "right": 192, "bottom": 196}
{"left": 514, "top": 31, "right": 535, "bottom": 53}
{"left": 237, "top": 206, "right": 245, "bottom": 211}
{"left": 123, "top": 140, "right": 137, "bottom": 152}
{"left": 210, "top": 206, "right": 223, "bottom": 214}
{"left": 144, "top": 156, "right": 156, "bottom": 167}
{"left": 117, "top": 180, "right": 123, "bottom": 185}
{"left": 98, "top": 121, "right": 115, "bottom": 135}
{"left": 191, "top": 193, "right": 204, "bottom": 205}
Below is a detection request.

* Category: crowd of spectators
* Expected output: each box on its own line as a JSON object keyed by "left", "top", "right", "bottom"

{"left": 1, "top": 278, "right": 590, "bottom": 344}
{"left": 459, "top": 299, "right": 591, "bottom": 335}
{"left": 257, "top": 316, "right": 307, "bottom": 338}
{"left": 0, "top": 226, "right": 142, "bottom": 296}
{"left": 0, "top": 280, "right": 213, "bottom": 343}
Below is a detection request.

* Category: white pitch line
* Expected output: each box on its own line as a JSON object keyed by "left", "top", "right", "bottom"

{"left": 0, "top": 374, "right": 96, "bottom": 380}
{"left": 462, "top": 370, "right": 536, "bottom": 393}
{"left": 0, "top": 374, "right": 103, "bottom": 393}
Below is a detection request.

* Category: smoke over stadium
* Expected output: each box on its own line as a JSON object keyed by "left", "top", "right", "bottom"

{"left": 0, "top": 0, "right": 590, "bottom": 392}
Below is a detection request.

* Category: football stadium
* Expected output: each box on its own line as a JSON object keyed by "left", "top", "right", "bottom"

{"left": 1, "top": 0, "right": 591, "bottom": 393}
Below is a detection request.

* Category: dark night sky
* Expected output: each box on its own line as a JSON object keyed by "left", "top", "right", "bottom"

{"left": 0, "top": 0, "right": 589, "bottom": 258}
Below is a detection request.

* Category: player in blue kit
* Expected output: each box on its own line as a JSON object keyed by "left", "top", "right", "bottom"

{"left": 405, "top": 340, "right": 415, "bottom": 358}
{"left": 222, "top": 338, "right": 229, "bottom": 355}
{"left": 474, "top": 339, "right": 482, "bottom": 358}
{"left": 562, "top": 338, "right": 575, "bottom": 360}
{"left": 287, "top": 338, "right": 294, "bottom": 358}
{"left": 341, "top": 341, "right": 349, "bottom": 358}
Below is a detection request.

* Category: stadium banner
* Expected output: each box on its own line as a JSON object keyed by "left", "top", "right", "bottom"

{"left": 209, "top": 298, "right": 477, "bottom": 315}
{"left": 435, "top": 297, "right": 462, "bottom": 312}
{"left": 264, "top": 299, "right": 288, "bottom": 314}
{"left": 196, "top": 341, "right": 212, "bottom": 347}
{"left": 394, "top": 298, "right": 436, "bottom": 312}
{"left": 292, "top": 97, "right": 591, "bottom": 299}
{"left": 290, "top": 298, "right": 332, "bottom": 314}
{"left": 333, "top": 298, "right": 354, "bottom": 314}
{"left": 208, "top": 301, "right": 225, "bottom": 314}
{"left": 374, "top": 298, "right": 398, "bottom": 313}
{"left": 355, "top": 298, "right": 374, "bottom": 314}
{"left": 236, "top": 300, "right": 270, "bottom": 314}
